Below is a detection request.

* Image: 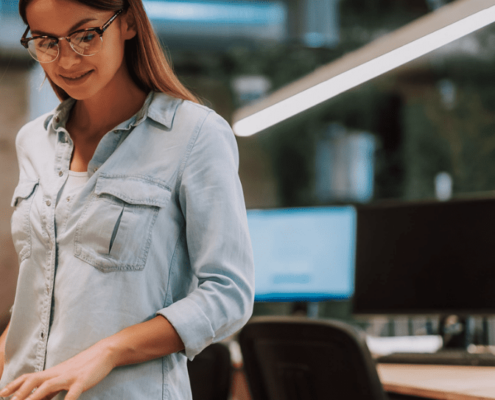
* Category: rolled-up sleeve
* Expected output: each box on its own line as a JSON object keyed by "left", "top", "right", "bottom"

{"left": 155, "top": 111, "right": 255, "bottom": 360}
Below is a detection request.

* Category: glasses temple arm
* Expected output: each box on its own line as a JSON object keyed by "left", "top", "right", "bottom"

{"left": 20, "top": 26, "right": 30, "bottom": 47}
{"left": 101, "top": 9, "right": 124, "bottom": 32}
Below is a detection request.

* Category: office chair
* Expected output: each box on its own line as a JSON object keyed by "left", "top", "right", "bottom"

{"left": 239, "top": 316, "right": 388, "bottom": 400}
{"left": 187, "top": 342, "right": 232, "bottom": 400}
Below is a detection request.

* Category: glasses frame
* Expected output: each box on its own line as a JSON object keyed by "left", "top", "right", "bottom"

{"left": 20, "top": 9, "right": 124, "bottom": 63}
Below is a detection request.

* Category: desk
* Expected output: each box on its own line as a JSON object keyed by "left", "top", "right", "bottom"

{"left": 232, "top": 361, "right": 495, "bottom": 400}
{"left": 377, "top": 364, "right": 495, "bottom": 400}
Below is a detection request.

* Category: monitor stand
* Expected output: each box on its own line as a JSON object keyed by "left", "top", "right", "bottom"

{"left": 307, "top": 302, "right": 319, "bottom": 318}
{"left": 290, "top": 302, "right": 319, "bottom": 318}
{"left": 438, "top": 315, "right": 473, "bottom": 351}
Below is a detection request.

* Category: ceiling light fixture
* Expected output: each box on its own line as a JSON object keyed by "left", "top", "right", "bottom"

{"left": 233, "top": 3, "right": 495, "bottom": 137}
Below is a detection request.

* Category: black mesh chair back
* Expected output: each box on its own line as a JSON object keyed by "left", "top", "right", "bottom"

{"left": 239, "top": 316, "right": 387, "bottom": 400}
{"left": 187, "top": 342, "right": 232, "bottom": 400}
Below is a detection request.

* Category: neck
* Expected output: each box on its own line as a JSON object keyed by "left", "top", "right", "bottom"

{"left": 68, "top": 61, "right": 148, "bottom": 141}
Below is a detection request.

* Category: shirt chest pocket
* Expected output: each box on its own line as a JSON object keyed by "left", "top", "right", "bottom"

{"left": 74, "top": 175, "right": 172, "bottom": 272}
{"left": 11, "top": 179, "right": 39, "bottom": 261}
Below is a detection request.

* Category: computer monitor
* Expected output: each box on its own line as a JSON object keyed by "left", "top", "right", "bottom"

{"left": 247, "top": 206, "right": 357, "bottom": 302}
{"left": 352, "top": 197, "right": 495, "bottom": 316}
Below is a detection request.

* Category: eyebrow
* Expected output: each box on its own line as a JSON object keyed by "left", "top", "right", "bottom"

{"left": 31, "top": 18, "right": 98, "bottom": 36}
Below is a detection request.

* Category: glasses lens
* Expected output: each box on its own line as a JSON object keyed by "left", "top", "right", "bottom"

{"left": 28, "top": 38, "right": 58, "bottom": 63}
{"left": 70, "top": 31, "right": 102, "bottom": 56}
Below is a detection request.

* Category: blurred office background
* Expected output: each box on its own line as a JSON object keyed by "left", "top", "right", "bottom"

{"left": 2, "top": 0, "right": 495, "bottom": 343}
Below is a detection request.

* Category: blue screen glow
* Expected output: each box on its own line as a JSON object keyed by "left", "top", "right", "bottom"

{"left": 247, "top": 206, "right": 357, "bottom": 302}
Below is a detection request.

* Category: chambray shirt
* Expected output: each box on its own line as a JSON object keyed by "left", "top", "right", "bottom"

{"left": 0, "top": 91, "right": 255, "bottom": 399}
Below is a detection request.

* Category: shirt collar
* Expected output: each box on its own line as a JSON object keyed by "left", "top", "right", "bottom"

{"left": 43, "top": 97, "right": 75, "bottom": 131}
{"left": 43, "top": 91, "right": 183, "bottom": 132}
{"left": 146, "top": 92, "right": 183, "bottom": 129}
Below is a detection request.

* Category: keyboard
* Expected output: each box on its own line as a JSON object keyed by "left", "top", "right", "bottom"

{"left": 376, "top": 351, "right": 495, "bottom": 366}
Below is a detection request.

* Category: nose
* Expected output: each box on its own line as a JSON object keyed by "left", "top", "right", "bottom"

{"left": 56, "top": 38, "right": 81, "bottom": 70}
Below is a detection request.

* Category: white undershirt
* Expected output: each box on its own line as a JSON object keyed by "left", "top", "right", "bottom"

{"left": 56, "top": 170, "right": 89, "bottom": 205}
{"left": 65, "top": 170, "right": 89, "bottom": 192}
{"left": 55, "top": 170, "right": 89, "bottom": 237}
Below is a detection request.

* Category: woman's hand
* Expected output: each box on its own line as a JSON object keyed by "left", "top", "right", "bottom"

{"left": 0, "top": 316, "right": 183, "bottom": 400}
{"left": 0, "top": 341, "right": 114, "bottom": 400}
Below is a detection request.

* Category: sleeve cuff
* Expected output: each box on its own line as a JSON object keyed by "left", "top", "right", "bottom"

{"left": 155, "top": 297, "right": 216, "bottom": 360}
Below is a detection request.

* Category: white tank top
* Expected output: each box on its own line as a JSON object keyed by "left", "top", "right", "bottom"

{"left": 55, "top": 170, "right": 89, "bottom": 236}
{"left": 64, "top": 170, "right": 89, "bottom": 193}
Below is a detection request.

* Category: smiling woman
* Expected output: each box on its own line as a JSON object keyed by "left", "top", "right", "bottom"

{"left": 18, "top": 0, "right": 198, "bottom": 103}
{"left": 0, "top": 1, "right": 255, "bottom": 400}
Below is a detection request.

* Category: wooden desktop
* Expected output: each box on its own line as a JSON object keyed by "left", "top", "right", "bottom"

{"left": 231, "top": 363, "right": 495, "bottom": 400}
{"left": 377, "top": 364, "right": 495, "bottom": 400}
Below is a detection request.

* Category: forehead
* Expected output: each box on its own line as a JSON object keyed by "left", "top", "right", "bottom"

{"left": 26, "top": 0, "right": 106, "bottom": 34}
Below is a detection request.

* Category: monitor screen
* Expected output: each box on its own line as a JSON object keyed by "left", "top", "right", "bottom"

{"left": 247, "top": 206, "right": 357, "bottom": 302}
{"left": 352, "top": 198, "right": 495, "bottom": 315}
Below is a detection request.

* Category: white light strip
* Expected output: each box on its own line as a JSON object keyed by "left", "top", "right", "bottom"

{"left": 233, "top": 5, "right": 495, "bottom": 137}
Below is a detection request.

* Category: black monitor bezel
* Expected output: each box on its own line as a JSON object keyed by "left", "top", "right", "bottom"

{"left": 351, "top": 195, "right": 495, "bottom": 316}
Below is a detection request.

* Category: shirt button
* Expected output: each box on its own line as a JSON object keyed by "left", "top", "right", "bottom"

{"left": 59, "top": 171, "right": 63, "bottom": 177}
{"left": 40, "top": 332, "right": 44, "bottom": 339}
{"left": 46, "top": 200, "right": 51, "bottom": 207}
{"left": 66, "top": 196, "right": 71, "bottom": 202}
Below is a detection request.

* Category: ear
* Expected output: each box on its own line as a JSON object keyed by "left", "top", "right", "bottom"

{"left": 121, "top": 9, "right": 137, "bottom": 40}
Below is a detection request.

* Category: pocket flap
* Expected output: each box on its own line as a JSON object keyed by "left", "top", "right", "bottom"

{"left": 95, "top": 174, "right": 171, "bottom": 207}
{"left": 11, "top": 179, "right": 39, "bottom": 207}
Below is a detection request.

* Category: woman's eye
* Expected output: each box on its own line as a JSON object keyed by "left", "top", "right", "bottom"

{"left": 84, "top": 33, "right": 96, "bottom": 42}
{"left": 77, "top": 32, "right": 96, "bottom": 43}
{"left": 38, "top": 40, "right": 56, "bottom": 49}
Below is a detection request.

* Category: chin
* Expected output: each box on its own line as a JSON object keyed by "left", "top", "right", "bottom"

{"left": 52, "top": 72, "right": 101, "bottom": 101}
{"left": 65, "top": 90, "right": 97, "bottom": 101}
{"left": 58, "top": 83, "right": 100, "bottom": 101}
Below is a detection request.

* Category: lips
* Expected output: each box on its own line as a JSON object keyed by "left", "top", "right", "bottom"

{"left": 61, "top": 70, "right": 93, "bottom": 80}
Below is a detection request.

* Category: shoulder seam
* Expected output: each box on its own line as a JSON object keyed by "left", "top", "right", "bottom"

{"left": 174, "top": 109, "right": 214, "bottom": 197}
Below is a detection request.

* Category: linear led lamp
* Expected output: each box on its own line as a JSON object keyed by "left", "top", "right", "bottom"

{"left": 233, "top": 4, "right": 495, "bottom": 137}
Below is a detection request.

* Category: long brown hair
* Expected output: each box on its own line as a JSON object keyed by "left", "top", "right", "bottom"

{"left": 19, "top": 0, "right": 199, "bottom": 103}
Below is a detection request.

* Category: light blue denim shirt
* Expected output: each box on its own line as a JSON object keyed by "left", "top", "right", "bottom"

{"left": 0, "top": 91, "right": 255, "bottom": 399}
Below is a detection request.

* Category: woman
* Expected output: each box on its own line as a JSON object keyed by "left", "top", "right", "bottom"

{"left": 0, "top": 0, "right": 254, "bottom": 399}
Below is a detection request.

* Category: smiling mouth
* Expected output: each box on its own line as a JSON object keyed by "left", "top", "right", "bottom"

{"left": 61, "top": 70, "right": 93, "bottom": 80}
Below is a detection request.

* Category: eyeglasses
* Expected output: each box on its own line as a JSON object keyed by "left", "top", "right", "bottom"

{"left": 20, "top": 9, "right": 123, "bottom": 64}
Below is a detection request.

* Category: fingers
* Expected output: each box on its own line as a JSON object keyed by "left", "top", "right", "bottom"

{"left": 0, "top": 376, "right": 66, "bottom": 400}
{"left": 24, "top": 379, "right": 64, "bottom": 400}
{"left": 64, "top": 384, "right": 83, "bottom": 400}
{"left": 41, "top": 393, "right": 60, "bottom": 400}
{"left": 0, "top": 373, "right": 33, "bottom": 397}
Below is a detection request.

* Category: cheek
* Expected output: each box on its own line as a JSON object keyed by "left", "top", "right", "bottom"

{"left": 41, "top": 65, "right": 56, "bottom": 82}
{"left": 102, "top": 36, "right": 126, "bottom": 68}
